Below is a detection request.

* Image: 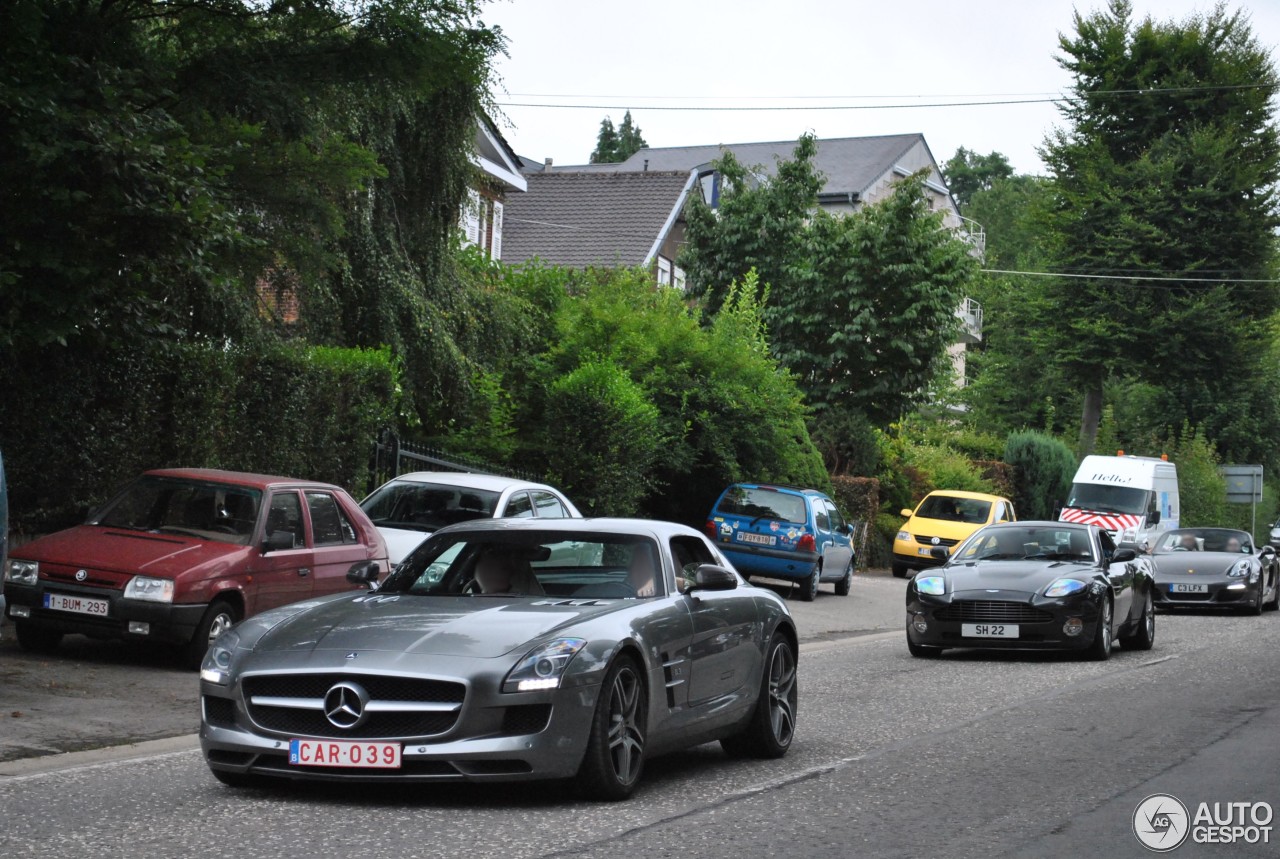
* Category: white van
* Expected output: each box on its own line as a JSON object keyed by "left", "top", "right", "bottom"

{"left": 1059, "top": 454, "right": 1179, "bottom": 549}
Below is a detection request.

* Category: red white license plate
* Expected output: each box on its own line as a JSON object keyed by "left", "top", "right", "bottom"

{"left": 735, "top": 531, "right": 776, "bottom": 546}
{"left": 43, "top": 592, "right": 110, "bottom": 616}
{"left": 288, "top": 739, "right": 401, "bottom": 769}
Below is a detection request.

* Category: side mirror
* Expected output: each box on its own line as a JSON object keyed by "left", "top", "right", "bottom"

{"left": 900, "top": 508, "right": 913, "bottom": 518}
{"left": 346, "top": 560, "right": 381, "bottom": 589}
{"left": 1259, "top": 545, "right": 1275, "bottom": 558}
{"left": 1147, "top": 510, "right": 1161, "bottom": 525}
{"left": 1112, "top": 548, "right": 1137, "bottom": 564}
{"left": 930, "top": 546, "right": 949, "bottom": 562}
{"left": 262, "top": 530, "right": 295, "bottom": 553}
{"left": 689, "top": 564, "right": 738, "bottom": 592}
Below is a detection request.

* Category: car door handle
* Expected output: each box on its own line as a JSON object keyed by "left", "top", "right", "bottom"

{"left": 298, "top": 567, "right": 311, "bottom": 577}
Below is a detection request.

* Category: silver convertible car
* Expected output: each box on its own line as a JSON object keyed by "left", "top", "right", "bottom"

{"left": 199, "top": 518, "right": 799, "bottom": 800}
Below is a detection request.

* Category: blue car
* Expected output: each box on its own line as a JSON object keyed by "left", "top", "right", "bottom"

{"left": 705, "top": 483, "right": 855, "bottom": 601}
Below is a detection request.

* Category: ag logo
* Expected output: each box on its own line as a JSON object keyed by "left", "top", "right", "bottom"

{"left": 1133, "top": 793, "right": 1190, "bottom": 851}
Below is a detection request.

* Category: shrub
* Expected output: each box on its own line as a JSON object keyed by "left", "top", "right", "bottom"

{"left": 1159, "top": 424, "right": 1227, "bottom": 527}
{"left": 830, "top": 476, "right": 880, "bottom": 524}
{"left": 1003, "top": 431, "right": 1077, "bottom": 520}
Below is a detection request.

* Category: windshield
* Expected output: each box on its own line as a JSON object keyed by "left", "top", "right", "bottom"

{"left": 1154, "top": 528, "right": 1252, "bottom": 554}
{"left": 715, "top": 486, "right": 806, "bottom": 524}
{"left": 915, "top": 494, "right": 991, "bottom": 525}
{"left": 93, "top": 476, "right": 261, "bottom": 545}
{"left": 1064, "top": 483, "right": 1149, "bottom": 515}
{"left": 362, "top": 481, "right": 500, "bottom": 532}
{"left": 382, "top": 532, "right": 666, "bottom": 599}
{"left": 953, "top": 524, "right": 1095, "bottom": 563}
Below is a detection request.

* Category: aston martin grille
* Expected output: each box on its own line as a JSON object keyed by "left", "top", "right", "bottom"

{"left": 936, "top": 601, "right": 1054, "bottom": 624}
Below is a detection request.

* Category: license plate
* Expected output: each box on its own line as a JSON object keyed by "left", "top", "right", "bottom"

{"left": 43, "top": 592, "right": 110, "bottom": 616}
{"left": 962, "top": 623, "right": 1019, "bottom": 638}
{"left": 1171, "top": 583, "right": 1208, "bottom": 593}
{"left": 917, "top": 547, "right": 934, "bottom": 556}
{"left": 288, "top": 739, "right": 401, "bottom": 769}
{"left": 735, "top": 532, "right": 776, "bottom": 547}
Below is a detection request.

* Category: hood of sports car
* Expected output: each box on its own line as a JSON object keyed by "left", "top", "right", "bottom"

{"left": 945, "top": 560, "right": 1096, "bottom": 594}
{"left": 253, "top": 594, "right": 622, "bottom": 659}
{"left": 1152, "top": 552, "right": 1242, "bottom": 581}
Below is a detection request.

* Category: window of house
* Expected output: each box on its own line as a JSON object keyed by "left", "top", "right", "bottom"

{"left": 657, "top": 256, "right": 672, "bottom": 286}
{"left": 490, "top": 200, "right": 504, "bottom": 260}
{"left": 673, "top": 265, "right": 686, "bottom": 291}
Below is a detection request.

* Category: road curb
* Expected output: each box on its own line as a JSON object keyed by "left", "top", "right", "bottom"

{"left": 0, "top": 734, "right": 200, "bottom": 779}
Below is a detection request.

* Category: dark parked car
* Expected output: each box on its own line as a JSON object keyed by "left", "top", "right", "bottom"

{"left": 3, "top": 469, "right": 388, "bottom": 666}
{"left": 1149, "top": 527, "right": 1279, "bottom": 614}
{"left": 705, "top": 483, "right": 855, "bottom": 601}
{"left": 905, "top": 521, "right": 1156, "bottom": 660}
{"left": 199, "top": 518, "right": 798, "bottom": 800}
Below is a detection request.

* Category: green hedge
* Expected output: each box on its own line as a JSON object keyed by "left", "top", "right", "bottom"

{"left": 1003, "top": 431, "right": 1076, "bottom": 520}
{"left": 0, "top": 340, "right": 396, "bottom": 534}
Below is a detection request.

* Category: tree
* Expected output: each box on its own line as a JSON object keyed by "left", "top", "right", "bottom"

{"left": 681, "top": 136, "right": 979, "bottom": 426}
{"left": 589, "top": 117, "right": 619, "bottom": 163}
{"left": 1041, "top": 0, "right": 1280, "bottom": 456}
{"left": 588, "top": 110, "right": 646, "bottom": 164}
{"left": 616, "top": 110, "right": 647, "bottom": 160}
{"left": 941, "top": 147, "right": 1014, "bottom": 209}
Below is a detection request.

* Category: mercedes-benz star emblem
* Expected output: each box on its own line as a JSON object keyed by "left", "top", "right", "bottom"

{"left": 322, "top": 681, "right": 370, "bottom": 729}
{"left": 75, "top": 569, "right": 87, "bottom": 582}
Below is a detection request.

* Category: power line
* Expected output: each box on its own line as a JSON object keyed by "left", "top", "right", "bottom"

{"left": 505, "top": 83, "right": 1273, "bottom": 101}
{"left": 982, "top": 268, "right": 1280, "bottom": 285}
{"left": 497, "top": 84, "right": 1276, "bottom": 113}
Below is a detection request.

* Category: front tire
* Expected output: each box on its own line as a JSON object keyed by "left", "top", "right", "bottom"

{"left": 576, "top": 655, "right": 646, "bottom": 801}
{"left": 721, "top": 632, "right": 797, "bottom": 759}
{"left": 906, "top": 621, "right": 944, "bottom": 658}
{"left": 184, "top": 599, "right": 241, "bottom": 670}
{"left": 1266, "top": 573, "right": 1280, "bottom": 611}
{"left": 891, "top": 563, "right": 910, "bottom": 579}
{"left": 834, "top": 560, "right": 853, "bottom": 597}
{"left": 1087, "top": 597, "right": 1113, "bottom": 661}
{"left": 1119, "top": 591, "right": 1155, "bottom": 651}
{"left": 15, "top": 621, "right": 62, "bottom": 653}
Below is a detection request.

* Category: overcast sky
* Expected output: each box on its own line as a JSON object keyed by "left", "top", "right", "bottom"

{"left": 480, "top": 0, "right": 1280, "bottom": 176}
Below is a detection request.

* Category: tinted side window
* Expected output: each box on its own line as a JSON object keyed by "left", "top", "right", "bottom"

{"left": 532, "top": 491, "right": 568, "bottom": 518}
{"left": 826, "top": 500, "right": 846, "bottom": 532}
{"left": 307, "top": 491, "right": 357, "bottom": 546}
{"left": 505, "top": 491, "right": 534, "bottom": 518}
{"left": 266, "top": 492, "right": 305, "bottom": 548}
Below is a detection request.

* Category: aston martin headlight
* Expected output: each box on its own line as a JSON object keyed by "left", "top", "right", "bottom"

{"left": 200, "top": 630, "right": 240, "bottom": 685}
{"left": 916, "top": 575, "right": 945, "bottom": 596}
{"left": 1227, "top": 560, "right": 1251, "bottom": 578}
{"left": 5, "top": 559, "right": 38, "bottom": 585}
{"left": 124, "top": 575, "right": 175, "bottom": 603}
{"left": 1045, "top": 578, "right": 1088, "bottom": 598}
{"left": 502, "top": 637, "right": 586, "bottom": 693}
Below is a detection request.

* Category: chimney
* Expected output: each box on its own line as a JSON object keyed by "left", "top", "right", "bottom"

{"left": 544, "top": 157, "right": 553, "bottom": 172}
{"left": 643, "top": 159, "right": 649, "bottom": 172}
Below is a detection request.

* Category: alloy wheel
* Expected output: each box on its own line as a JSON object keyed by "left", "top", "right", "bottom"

{"left": 606, "top": 666, "right": 644, "bottom": 785}
{"left": 766, "top": 641, "right": 797, "bottom": 747}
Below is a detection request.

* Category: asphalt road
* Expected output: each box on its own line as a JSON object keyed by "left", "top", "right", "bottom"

{"left": 1, "top": 572, "right": 1277, "bottom": 859}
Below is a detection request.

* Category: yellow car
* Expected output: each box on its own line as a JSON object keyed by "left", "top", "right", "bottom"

{"left": 892, "top": 490, "right": 1016, "bottom": 578}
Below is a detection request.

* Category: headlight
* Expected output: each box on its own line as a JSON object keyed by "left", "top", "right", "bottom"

{"left": 5, "top": 559, "right": 39, "bottom": 585}
{"left": 896, "top": 531, "right": 910, "bottom": 542}
{"left": 200, "top": 630, "right": 240, "bottom": 685}
{"left": 123, "top": 576, "right": 175, "bottom": 603}
{"left": 1045, "top": 578, "right": 1088, "bottom": 597}
{"left": 1227, "top": 560, "right": 1252, "bottom": 578}
{"left": 502, "top": 637, "right": 586, "bottom": 693}
{"left": 916, "top": 575, "right": 945, "bottom": 596}
{"left": 1121, "top": 528, "right": 1138, "bottom": 543}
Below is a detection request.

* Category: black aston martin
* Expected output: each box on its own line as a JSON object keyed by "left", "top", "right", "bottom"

{"left": 905, "top": 521, "right": 1156, "bottom": 660}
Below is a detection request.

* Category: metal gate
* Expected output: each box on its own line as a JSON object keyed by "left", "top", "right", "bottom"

{"left": 368, "top": 430, "right": 539, "bottom": 495}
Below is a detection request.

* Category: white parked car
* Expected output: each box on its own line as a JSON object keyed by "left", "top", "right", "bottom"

{"left": 360, "top": 472, "right": 581, "bottom": 563}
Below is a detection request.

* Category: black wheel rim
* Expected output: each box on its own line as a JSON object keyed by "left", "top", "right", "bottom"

{"left": 767, "top": 642, "right": 797, "bottom": 746}
{"left": 606, "top": 667, "right": 644, "bottom": 785}
{"left": 1101, "top": 600, "right": 1112, "bottom": 653}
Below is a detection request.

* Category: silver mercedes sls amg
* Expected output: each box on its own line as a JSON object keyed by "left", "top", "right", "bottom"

{"left": 199, "top": 517, "right": 799, "bottom": 800}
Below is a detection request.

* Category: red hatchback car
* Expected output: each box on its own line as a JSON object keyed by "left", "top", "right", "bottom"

{"left": 3, "top": 468, "right": 388, "bottom": 666}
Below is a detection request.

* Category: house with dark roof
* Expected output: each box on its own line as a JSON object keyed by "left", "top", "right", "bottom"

{"left": 500, "top": 168, "right": 696, "bottom": 288}
{"left": 537, "top": 133, "right": 985, "bottom": 386}
{"left": 460, "top": 116, "right": 528, "bottom": 261}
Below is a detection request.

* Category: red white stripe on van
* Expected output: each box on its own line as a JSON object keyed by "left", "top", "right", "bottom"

{"left": 1058, "top": 508, "right": 1142, "bottom": 532}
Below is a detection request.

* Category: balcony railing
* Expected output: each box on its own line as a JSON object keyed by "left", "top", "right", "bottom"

{"left": 958, "top": 216, "right": 986, "bottom": 260}
{"left": 956, "top": 296, "right": 983, "bottom": 343}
